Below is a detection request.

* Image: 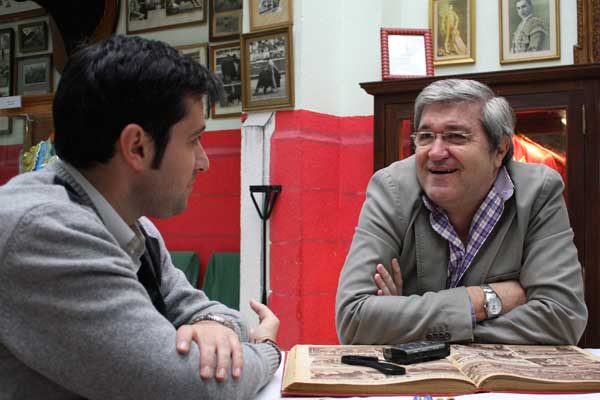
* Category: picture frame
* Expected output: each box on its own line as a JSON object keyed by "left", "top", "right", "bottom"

{"left": 380, "top": 28, "right": 434, "bottom": 80}
{"left": 499, "top": 0, "right": 560, "bottom": 64}
{"left": 210, "top": 42, "right": 241, "bottom": 118}
{"left": 0, "top": 1, "right": 45, "bottom": 23}
{"left": 0, "top": 116, "right": 11, "bottom": 135}
{"left": 15, "top": 53, "right": 52, "bottom": 95}
{"left": 429, "top": 0, "right": 475, "bottom": 65}
{"left": 241, "top": 26, "right": 294, "bottom": 112}
{"left": 209, "top": 0, "right": 243, "bottom": 42}
{"left": 18, "top": 20, "right": 48, "bottom": 54}
{"left": 177, "top": 42, "right": 211, "bottom": 118}
{"left": 0, "top": 28, "right": 14, "bottom": 97}
{"left": 249, "top": 0, "right": 293, "bottom": 32}
{"left": 127, "top": 0, "right": 207, "bottom": 34}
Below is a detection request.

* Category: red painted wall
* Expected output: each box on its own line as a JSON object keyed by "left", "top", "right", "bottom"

{"left": 268, "top": 110, "right": 373, "bottom": 349}
{"left": 0, "top": 144, "right": 22, "bottom": 186}
{"left": 151, "top": 129, "right": 242, "bottom": 287}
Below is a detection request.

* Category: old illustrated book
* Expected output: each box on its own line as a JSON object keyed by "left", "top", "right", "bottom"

{"left": 281, "top": 344, "right": 600, "bottom": 396}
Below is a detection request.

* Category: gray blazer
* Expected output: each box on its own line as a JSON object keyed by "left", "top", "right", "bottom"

{"left": 336, "top": 156, "right": 587, "bottom": 345}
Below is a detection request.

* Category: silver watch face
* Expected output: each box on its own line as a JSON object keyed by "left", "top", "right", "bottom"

{"left": 487, "top": 296, "right": 502, "bottom": 315}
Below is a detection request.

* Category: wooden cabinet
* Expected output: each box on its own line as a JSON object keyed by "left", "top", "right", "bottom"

{"left": 361, "top": 64, "right": 600, "bottom": 347}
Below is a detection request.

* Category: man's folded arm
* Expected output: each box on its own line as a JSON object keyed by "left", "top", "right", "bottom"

{"left": 0, "top": 206, "right": 277, "bottom": 400}
{"left": 474, "top": 171, "right": 587, "bottom": 345}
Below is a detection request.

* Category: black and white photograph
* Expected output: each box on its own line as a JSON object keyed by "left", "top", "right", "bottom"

{"left": 166, "top": 0, "right": 204, "bottom": 16}
{"left": 0, "top": 28, "right": 13, "bottom": 97}
{"left": 128, "top": 0, "right": 149, "bottom": 21}
{"left": 127, "top": 0, "right": 206, "bottom": 34}
{"left": 16, "top": 54, "right": 52, "bottom": 95}
{"left": 500, "top": 0, "right": 560, "bottom": 64}
{"left": 18, "top": 21, "right": 48, "bottom": 54}
{"left": 242, "top": 26, "right": 294, "bottom": 111}
{"left": 210, "top": 43, "right": 241, "bottom": 118}
{"left": 209, "top": 0, "right": 242, "bottom": 41}
{"left": 0, "top": 0, "right": 44, "bottom": 22}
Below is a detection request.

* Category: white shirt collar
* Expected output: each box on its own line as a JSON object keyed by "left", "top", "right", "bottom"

{"left": 62, "top": 162, "right": 145, "bottom": 272}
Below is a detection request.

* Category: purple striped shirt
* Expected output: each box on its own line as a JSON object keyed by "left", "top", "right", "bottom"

{"left": 422, "top": 167, "right": 514, "bottom": 323}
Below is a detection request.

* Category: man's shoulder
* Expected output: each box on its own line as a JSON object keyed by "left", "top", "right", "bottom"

{"left": 0, "top": 169, "right": 97, "bottom": 234}
{"left": 508, "top": 160, "right": 564, "bottom": 197}
{"left": 377, "top": 156, "right": 419, "bottom": 188}
{"left": 369, "top": 156, "right": 422, "bottom": 207}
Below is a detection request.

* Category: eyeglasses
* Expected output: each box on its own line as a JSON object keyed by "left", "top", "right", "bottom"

{"left": 410, "top": 131, "right": 474, "bottom": 147}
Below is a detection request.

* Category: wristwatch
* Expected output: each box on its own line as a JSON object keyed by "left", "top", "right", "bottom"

{"left": 190, "top": 313, "right": 237, "bottom": 332}
{"left": 481, "top": 285, "right": 502, "bottom": 319}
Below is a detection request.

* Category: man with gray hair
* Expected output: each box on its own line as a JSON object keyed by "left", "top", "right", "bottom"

{"left": 336, "top": 79, "right": 587, "bottom": 345}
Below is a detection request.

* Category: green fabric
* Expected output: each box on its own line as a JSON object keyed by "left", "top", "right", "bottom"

{"left": 202, "top": 252, "right": 240, "bottom": 310}
{"left": 170, "top": 251, "right": 200, "bottom": 288}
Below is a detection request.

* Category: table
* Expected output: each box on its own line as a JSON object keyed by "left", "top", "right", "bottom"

{"left": 255, "top": 349, "right": 600, "bottom": 399}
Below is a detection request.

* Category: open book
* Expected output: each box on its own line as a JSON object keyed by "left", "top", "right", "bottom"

{"left": 282, "top": 344, "right": 600, "bottom": 396}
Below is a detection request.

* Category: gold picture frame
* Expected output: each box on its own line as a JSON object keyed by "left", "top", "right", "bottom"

{"left": 429, "top": 0, "right": 475, "bottom": 65}
{"left": 499, "top": 0, "right": 560, "bottom": 64}
{"left": 241, "top": 26, "right": 294, "bottom": 112}
{"left": 249, "top": 0, "right": 293, "bottom": 32}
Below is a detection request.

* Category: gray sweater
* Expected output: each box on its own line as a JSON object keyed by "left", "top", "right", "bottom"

{"left": 0, "top": 161, "right": 279, "bottom": 400}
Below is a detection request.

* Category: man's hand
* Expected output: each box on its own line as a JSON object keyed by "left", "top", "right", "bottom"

{"left": 176, "top": 319, "right": 243, "bottom": 382}
{"left": 249, "top": 299, "right": 280, "bottom": 343}
{"left": 374, "top": 258, "right": 402, "bottom": 296}
{"left": 467, "top": 280, "right": 527, "bottom": 322}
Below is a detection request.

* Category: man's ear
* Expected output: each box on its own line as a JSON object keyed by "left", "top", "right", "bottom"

{"left": 117, "top": 124, "right": 153, "bottom": 172}
{"left": 494, "top": 135, "right": 511, "bottom": 168}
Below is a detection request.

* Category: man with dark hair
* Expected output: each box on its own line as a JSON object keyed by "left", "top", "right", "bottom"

{"left": 336, "top": 79, "right": 587, "bottom": 346}
{"left": 0, "top": 35, "right": 280, "bottom": 399}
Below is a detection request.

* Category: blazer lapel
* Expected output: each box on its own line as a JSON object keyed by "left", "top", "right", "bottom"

{"left": 461, "top": 200, "right": 517, "bottom": 285}
{"left": 414, "top": 210, "right": 449, "bottom": 293}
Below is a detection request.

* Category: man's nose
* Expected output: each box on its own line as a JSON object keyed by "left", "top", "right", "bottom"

{"left": 195, "top": 146, "right": 210, "bottom": 172}
{"left": 427, "top": 135, "right": 450, "bottom": 158}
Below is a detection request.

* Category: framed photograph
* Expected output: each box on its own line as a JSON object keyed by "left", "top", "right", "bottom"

{"left": 0, "top": 117, "right": 11, "bottom": 135}
{"left": 15, "top": 54, "right": 52, "bottom": 95}
{"left": 0, "top": 1, "right": 45, "bottom": 23}
{"left": 499, "top": 0, "right": 560, "bottom": 64}
{"left": 249, "top": 0, "right": 293, "bottom": 32}
{"left": 177, "top": 42, "right": 210, "bottom": 118}
{"left": 0, "top": 28, "right": 14, "bottom": 97}
{"left": 127, "top": 0, "right": 207, "bottom": 34}
{"left": 210, "top": 42, "right": 241, "bottom": 118}
{"left": 430, "top": 0, "right": 475, "bottom": 65}
{"left": 380, "top": 28, "right": 434, "bottom": 80}
{"left": 209, "top": 0, "right": 243, "bottom": 42}
{"left": 18, "top": 21, "right": 48, "bottom": 54}
{"left": 241, "top": 26, "right": 294, "bottom": 112}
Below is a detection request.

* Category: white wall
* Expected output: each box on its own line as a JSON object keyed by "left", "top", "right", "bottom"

{"left": 293, "top": 0, "right": 578, "bottom": 117}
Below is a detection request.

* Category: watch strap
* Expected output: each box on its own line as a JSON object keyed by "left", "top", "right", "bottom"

{"left": 189, "top": 313, "right": 237, "bottom": 332}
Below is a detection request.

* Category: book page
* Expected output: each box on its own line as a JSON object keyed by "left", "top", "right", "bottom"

{"left": 449, "top": 344, "right": 600, "bottom": 389}
{"left": 283, "top": 345, "right": 475, "bottom": 395}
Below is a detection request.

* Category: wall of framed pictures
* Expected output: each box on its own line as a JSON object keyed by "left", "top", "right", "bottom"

{"left": 0, "top": 12, "right": 52, "bottom": 98}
